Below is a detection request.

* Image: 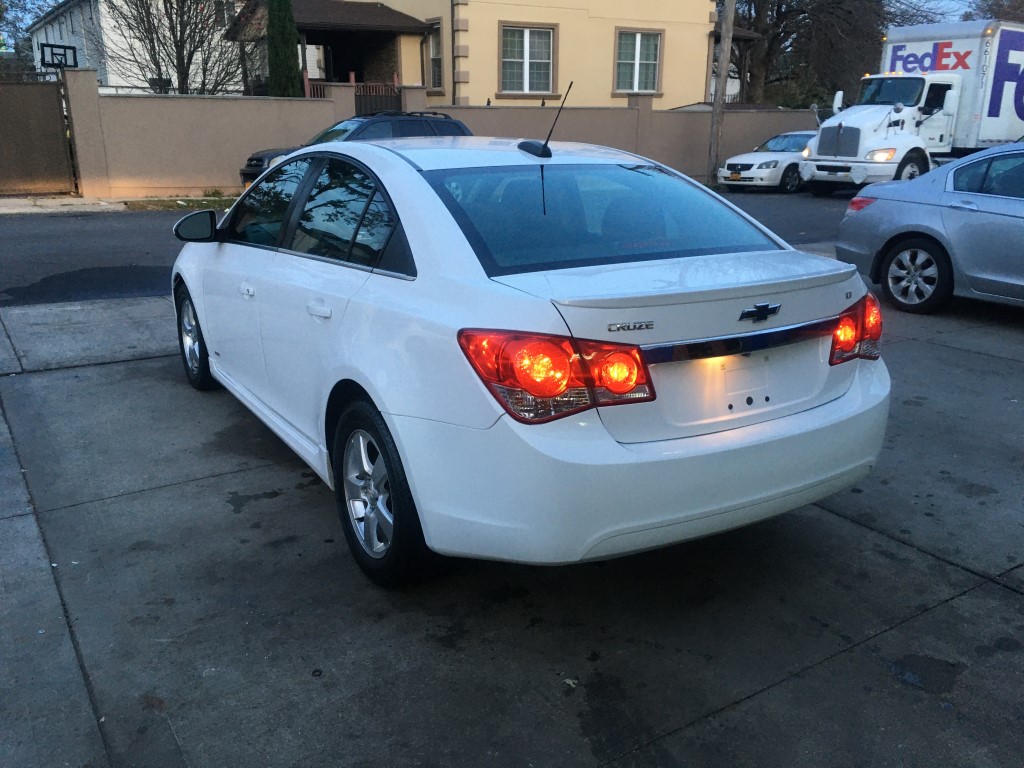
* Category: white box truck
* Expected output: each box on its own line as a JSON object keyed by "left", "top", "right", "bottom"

{"left": 799, "top": 19, "right": 1024, "bottom": 195}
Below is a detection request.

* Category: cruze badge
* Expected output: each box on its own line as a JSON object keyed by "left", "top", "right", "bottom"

{"left": 608, "top": 321, "right": 654, "bottom": 332}
{"left": 739, "top": 302, "right": 781, "bottom": 322}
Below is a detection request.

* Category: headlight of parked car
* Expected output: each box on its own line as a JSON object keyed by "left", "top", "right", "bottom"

{"left": 756, "top": 160, "right": 779, "bottom": 169}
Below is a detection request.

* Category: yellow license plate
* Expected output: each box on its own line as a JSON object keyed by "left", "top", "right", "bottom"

{"left": 729, "top": 172, "right": 740, "bottom": 181}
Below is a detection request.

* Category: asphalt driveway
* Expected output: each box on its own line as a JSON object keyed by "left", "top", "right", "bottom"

{"left": 1, "top": 285, "right": 1022, "bottom": 766}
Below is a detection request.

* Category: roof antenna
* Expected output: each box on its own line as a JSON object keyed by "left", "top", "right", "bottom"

{"left": 518, "top": 81, "right": 573, "bottom": 158}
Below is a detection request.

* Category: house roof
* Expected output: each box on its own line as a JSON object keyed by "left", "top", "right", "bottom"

{"left": 27, "top": 0, "right": 86, "bottom": 34}
{"left": 226, "top": 0, "right": 428, "bottom": 42}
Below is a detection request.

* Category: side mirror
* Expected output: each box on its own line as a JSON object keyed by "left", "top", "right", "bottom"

{"left": 893, "top": 101, "right": 904, "bottom": 114}
{"left": 809, "top": 103, "right": 822, "bottom": 126}
{"left": 942, "top": 90, "right": 957, "bottom": 116}
{"left": 174, "top": 210, "right": 219, "bottom": 242}
{"left": 832, "top": 91, "right": 844, "bottom": 113}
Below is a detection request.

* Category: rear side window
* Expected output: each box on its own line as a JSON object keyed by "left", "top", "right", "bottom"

{"left": 953, "top": 159, "right": 988, "bottom": 193}
{"left": 424, "top": 164, "right": 780, "bottom": 276}
{"left": 288, "top": 158, "right": 394, "bottom": 267}
{"left": 227, "top": 159, "right": 311, "bottom": 246}
{"left": 953, "top": 153, "right": 1024, "bottom": 198}
{"left": 392, "top": 120, "right": 431, "bottom": 137}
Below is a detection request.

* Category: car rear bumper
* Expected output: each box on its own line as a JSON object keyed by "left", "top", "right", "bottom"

{"left": 391, "top": 359, "right": 890, "bottom": 564}
{"left": 835, "top": 239, "right": 879, "bottom": 282}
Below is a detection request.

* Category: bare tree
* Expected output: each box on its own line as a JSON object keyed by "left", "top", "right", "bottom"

{"left": 961, "top": 0, "right": 1024, "bottom": 21}
{"left": 722, "top": 0, "right": 941, "bottom": 105}
{"left": 96, "top": 0, "right": 255, "bottom": 93}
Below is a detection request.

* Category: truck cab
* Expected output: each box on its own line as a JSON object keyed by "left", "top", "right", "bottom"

{"left": 799, "top": 73, "right": 958, "bottom": 193}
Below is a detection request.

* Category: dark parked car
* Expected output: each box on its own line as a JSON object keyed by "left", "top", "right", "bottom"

{"left": 239, "top": 111, "right": 472, "bottom": 186}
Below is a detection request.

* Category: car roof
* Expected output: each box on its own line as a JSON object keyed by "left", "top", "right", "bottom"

{"left": 307, "top": 136, "right": 649, "bottom": 171}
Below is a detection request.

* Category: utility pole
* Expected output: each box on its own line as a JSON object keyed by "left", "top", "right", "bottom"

{"left": 708, "top": 0, "right": 736, "bottom": 186}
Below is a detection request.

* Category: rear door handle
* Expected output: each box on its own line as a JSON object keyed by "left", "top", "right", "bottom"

{"left": 238, "top": 283, "right": 255, "bottom": 297}
{"left": 306, "top": 303, "right": 332, "bottom": 319}
{"left": 948, "top": 200, "right": 978, "bottom": 211}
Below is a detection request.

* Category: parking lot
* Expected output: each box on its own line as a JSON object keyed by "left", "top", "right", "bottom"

{"left": 2, "top": 196, "right": 1023, "bottom": 767}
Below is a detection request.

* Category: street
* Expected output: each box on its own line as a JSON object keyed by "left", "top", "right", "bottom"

{"left": 1, "top": 192, "right": 1023, "bottom": 767}
{"left": 0, "top": 190, "right": 853, "bottom": 306}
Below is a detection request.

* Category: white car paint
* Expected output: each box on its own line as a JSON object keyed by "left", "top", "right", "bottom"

{"left": 718, "top": 132, "right": 816, "bottom": 190}
{"left": 173, "top": 137, "right": 890, "bottom": 566}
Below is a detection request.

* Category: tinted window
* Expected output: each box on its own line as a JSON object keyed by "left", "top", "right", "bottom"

{"left": 355, "top": 122, "right": 393, "bottom": 140}
{"left": 425, "top": 164, "right": 780, "bottom": 276}
{"left": 353, "top": 192, "right": 396, "bottom": 264}
{"left": 289, "top": 158, "right": 384, "bottom": 265}
{"left": 953, "top": 159, "right": 989, "bottom": 193}
{"left": 392, "top": 120, "right": 431, "bottom": 137}
{"left": 432, "top": 121, "right": 469, "bottom": 137}
{"left": 228, "top": 159, "right": 311, "bottom": 246}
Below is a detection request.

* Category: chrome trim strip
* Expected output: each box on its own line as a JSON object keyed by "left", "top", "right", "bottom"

{"left": 640, "top": 316, "right": 838, "bottom": 364}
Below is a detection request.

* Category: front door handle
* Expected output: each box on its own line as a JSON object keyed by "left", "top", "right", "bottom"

{"left": 306, "top": 303, "right": 332, "bottom": 319}
{"left": 948, "top": 200, "right": 978, "bottom": 211}
{"left": 239, "top": 283, "right": 255, "bottom": 297}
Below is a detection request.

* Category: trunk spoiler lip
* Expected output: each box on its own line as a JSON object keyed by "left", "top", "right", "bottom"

{"left": 491, "top": 252, "right": 858, "bottom": 309}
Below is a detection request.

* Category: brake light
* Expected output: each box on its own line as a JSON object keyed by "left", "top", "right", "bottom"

{"left": 830, "top": 293, "right": 883, "bottom": 365}
{"left": 847, "top": 197, "right": 876, "bottom": 213}
{"left": 459, "top": 330, "right": 655, "bottom": 423}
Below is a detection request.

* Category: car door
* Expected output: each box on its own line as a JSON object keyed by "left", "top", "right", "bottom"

{"left": 941, "top": 151, "right": 1024, "bottom": 300}
{"left": 203, "top": 158, "right": 313, "bottom": 403}
{"left": 258, "top": 154, "right": 400, "bottom": 445}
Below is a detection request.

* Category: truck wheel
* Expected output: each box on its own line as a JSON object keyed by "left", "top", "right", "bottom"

{"left": 808, "top": 181, "right": 832, "bottom": 197}
{"left": 880, "top": 236, "right": 953, "bottom": 314}
{"left": 894, "top": 153, "right": 928, "bottom": 181}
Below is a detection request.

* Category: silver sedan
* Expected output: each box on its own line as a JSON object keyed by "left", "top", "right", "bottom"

{"left": 836, "top": 142, "right": 1024, "bottom": 313}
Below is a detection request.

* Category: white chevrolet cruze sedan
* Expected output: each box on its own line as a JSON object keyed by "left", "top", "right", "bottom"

{"left": 172, "top": 136, "right": 890, "bottom": 586}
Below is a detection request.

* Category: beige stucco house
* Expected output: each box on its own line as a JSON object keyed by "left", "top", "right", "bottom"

{"left": 230, "top": 0, "right": 717, "bottom": 108}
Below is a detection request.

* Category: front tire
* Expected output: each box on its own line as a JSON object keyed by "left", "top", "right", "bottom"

{"left": 779, "top": 164, "right": 802, "bottom": 193}
{"left": 879, "top": 237, "right": 953, "bottom": 314}
{"left": 174, "top": 284, "right": 215, "bottom": 390}
{"left": 895, "top": 153, "right": 928, "bottom": 181}
{"left": 332, "top": 400, "right": 432, "bottom": 587}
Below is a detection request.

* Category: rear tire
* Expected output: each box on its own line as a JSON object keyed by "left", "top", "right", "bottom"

{"left": 879, "top": 237, "right": 953, "bottom": 314}
{"left": 779, "top": 164, "right": 802, "bottom": 193}
{"left": 332, "top": 400, "right": 433, "bottom": 587}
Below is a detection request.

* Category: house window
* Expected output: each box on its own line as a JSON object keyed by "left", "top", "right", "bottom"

{"left": 501, "top": 26, "right": 552, "bottom": 93}
{"left": 428, "top": 26, "right": 442, "bottom": 90}
{"left": 69, "top": 12, "right": 75, "bottom": 34}
{"left": 616, "top": 31, "right": 660, "bottom": 92}
{"left": 57, "top": 17, "right": 65, "bottom": 41}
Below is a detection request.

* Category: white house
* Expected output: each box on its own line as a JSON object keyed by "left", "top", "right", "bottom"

{"left": 27, "top": 0, "right": 111, "bottom": 85}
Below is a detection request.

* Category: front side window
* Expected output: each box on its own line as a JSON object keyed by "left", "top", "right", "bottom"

{"left": 289, "top": 158, "right": 394, "bottom": 266}
{"left": 425, "top": 164, "right": 779, "bottom": 276}
{"left": 616, "top": 31, "right": 660, "bottom": 92}
{"left": 428, "top": 26, "right": 443, "bottom": 90}
{"left": 227, "top": 159, "right": 311, "bottom": 247}
{"left": 501, "top": 26, "right": 553, "bottom": 93}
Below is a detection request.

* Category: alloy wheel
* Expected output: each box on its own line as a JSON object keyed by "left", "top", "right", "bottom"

{"left": 180, "top": 297, "right": 202, "bottom": 376}
{"left": 342, "top": 429, "right": 394, "bottom": 559}
{"left": 887, "top": 247, "right": 938, "bottom": 305}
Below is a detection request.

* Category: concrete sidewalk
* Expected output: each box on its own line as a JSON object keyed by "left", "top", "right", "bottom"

{"left": 1, "top": 294, "right": 1022, "bottom": 767}
{"left": 0, "top": 196, "right": 128, "bottom": 215}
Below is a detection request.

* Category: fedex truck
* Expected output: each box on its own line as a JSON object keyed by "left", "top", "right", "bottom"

{"left": 799, "top": 20, "right": 1024, "bottom": 195}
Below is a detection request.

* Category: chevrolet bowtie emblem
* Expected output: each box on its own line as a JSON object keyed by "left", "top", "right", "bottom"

{"left": 739, "top": 302, "right": 781, "bottom": 322}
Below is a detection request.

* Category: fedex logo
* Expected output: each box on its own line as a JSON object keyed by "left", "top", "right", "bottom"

{"left": 987, "top": 30, "right": 1024, "bottom": 121}
{"left": 888, "top": 42, "right": 972, "bottom": 72}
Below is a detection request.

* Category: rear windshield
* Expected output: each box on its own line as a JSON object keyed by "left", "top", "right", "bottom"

{"left": 424, "top": 164, "right": 780, "bottom": 276}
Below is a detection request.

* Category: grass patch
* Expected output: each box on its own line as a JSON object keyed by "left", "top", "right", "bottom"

{"left": 124, "top": 196, "right": 235, "bottom": 212}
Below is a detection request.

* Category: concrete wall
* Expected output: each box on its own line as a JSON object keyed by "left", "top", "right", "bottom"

{"left": 63, "top": 69, "right": 815, "bottom": 198}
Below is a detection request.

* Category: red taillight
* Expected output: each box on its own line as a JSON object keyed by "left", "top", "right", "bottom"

{"left": 830, "top": 293, "right": 883, "bottom": 365}
{"left": 847, "top": 197, "right": 876, "bottom": 213}
{"left": 458, "top": 330, "right": 655, "bottom": 423}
